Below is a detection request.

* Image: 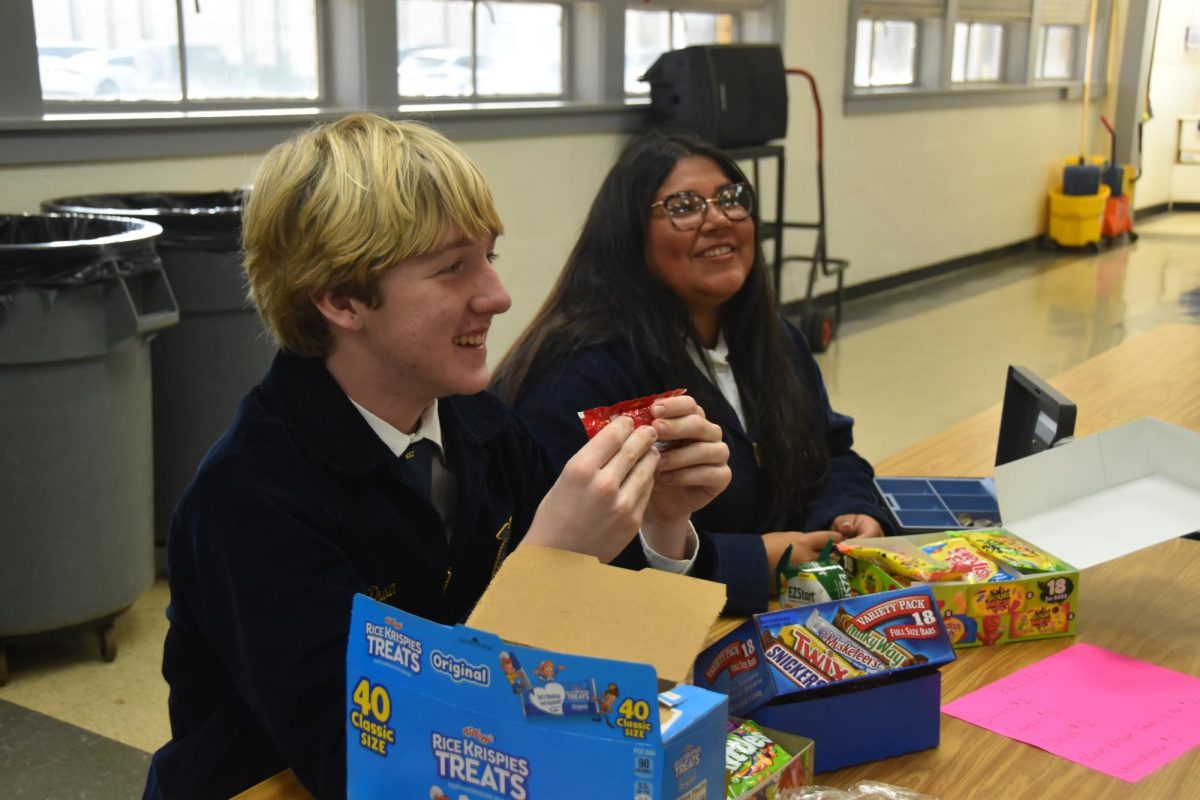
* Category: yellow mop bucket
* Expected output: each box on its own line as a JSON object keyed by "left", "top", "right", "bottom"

{"left": 1048, "top": 184, "right": 1110, "bottom": 247}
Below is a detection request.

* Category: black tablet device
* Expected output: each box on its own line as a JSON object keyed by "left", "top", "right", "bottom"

{"left": 994, "top": 365, "right": 1077, "bottom": 467}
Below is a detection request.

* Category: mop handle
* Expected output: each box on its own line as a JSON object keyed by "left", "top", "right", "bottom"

{"left": 1080, "top": 0, "right": 1100, "bottom": 158}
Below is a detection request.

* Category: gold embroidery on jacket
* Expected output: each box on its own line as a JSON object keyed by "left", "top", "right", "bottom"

{"left": 367, "top": 582, "right": 396, "bottom": 602}
{"left": 491, "top": 516, "right": 514, "bottom": 576}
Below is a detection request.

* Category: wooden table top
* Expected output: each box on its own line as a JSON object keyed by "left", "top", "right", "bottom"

{"left": 819, "top": 323, "right": 1200, "bottom": 797}
{"left": 818, "top": 535, "right": 1200, "bottom": 798}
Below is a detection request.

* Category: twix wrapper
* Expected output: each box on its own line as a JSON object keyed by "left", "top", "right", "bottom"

{"left": 775, "top": 624, "right": 864, "bottom": 683}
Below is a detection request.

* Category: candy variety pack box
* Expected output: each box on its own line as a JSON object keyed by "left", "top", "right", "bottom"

{"left": 694, "top": 586, "right": 955, "bottom": 773}
{"left": 346, "top": 594, "right": 728, "bottom": 799}
{"left": 840, "top": 530, "right": 1079, "bottom": 648}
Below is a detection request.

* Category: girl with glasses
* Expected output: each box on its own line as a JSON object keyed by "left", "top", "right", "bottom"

{"left": 493, "top": 128, "right": 892, "bottom": 614}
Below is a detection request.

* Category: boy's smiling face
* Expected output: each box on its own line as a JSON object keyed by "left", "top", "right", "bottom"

{"left": 351, "top": 230, "right": 511, "bottom": 411}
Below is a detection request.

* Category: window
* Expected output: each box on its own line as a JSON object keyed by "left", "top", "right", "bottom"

{"left": 1, "top": 1, "right": 782, "bottom": 165}
{"left": 951, "top": 22, "right": 1004, "bottom": 83}
{"left": 1037, "top": 25, "right": 1076, "bottom": 80}
{"left": 32, "top": 0, "right": 318, "bottom": 103}
{"left": 397, "top": 0, "right": 563, "bottom": 100}
{"left": 853, "top": 18, "right": 917, "bottom": 87}
{"left": 1036, "top": 1, "right": 1093, "bottom": 81}
{"left": 625, "top": 8, "right": 737, "bottom": 95}
{"left": 848, "top": 1, "right": 1111, "bottom": 112}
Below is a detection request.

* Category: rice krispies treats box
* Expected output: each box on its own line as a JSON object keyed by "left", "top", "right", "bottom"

{"left": 346, "top": 594, "right": 728, "bottom": 799}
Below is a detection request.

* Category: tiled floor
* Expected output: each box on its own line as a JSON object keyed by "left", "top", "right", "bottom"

{"left": 1, "top": 211, "right": 1197, "bottom": 798}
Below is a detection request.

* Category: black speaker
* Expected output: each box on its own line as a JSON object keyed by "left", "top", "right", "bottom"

{"left": 643, "top": 44, "right": 788, "bottom": 148}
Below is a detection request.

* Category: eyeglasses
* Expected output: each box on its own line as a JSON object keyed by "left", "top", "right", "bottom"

{"left": 650, "top": 182, "right": 754, "bottom": 231}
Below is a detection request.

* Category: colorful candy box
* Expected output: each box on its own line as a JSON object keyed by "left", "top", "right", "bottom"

{"left": 841, "top": 530, "right": 1079, "bottom": 648}
{"left": 695, "top": 586, "right": 956, "bottom": 773}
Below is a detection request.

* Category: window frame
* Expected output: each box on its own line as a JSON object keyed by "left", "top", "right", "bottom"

{"left": 853, "top": 16, "right": 922, "bottom": 89}
{"left": 624, "top": 4, "right": 745, "bottom": 96}
{"left": 1035, "top": 23, "right": 1080, "bottom": 81}
{"left": 397, "top": 0, "right": 570, "bottom": 103}
{"left": 846, "top": 0, "right": 1111, "bottom": 115}
{"left": 951, "top": 20, "right": 1007, "bottom": 84}
{"left": 30, "top": 0, "right": 326, "bottom": 113}
{"left": 0, "top": 0, "right": 781, "bottom": 166}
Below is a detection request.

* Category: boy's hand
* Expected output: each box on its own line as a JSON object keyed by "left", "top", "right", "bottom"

{"left": 524, "top": 417, "right": 659, "bottom": 562}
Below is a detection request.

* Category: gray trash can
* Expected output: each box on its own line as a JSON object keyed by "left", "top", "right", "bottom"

{"left": 41, "top": 192, "right": 274, "bottom": 562}
{"left": 0, "top": 214, "right": 178, "bottom": 685}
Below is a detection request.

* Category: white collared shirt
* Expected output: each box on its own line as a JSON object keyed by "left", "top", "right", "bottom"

{"left": 688, "top": 332, "right": 747, "bottom": 432}
{"left": 350, "top": 398, "right": 457, "bottom": 538}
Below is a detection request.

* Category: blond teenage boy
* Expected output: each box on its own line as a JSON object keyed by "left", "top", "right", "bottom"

{"left": 144, "top": 114, "right": 730, "bottom": 799}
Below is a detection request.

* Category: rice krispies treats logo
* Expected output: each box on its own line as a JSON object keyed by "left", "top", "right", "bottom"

{"left": 431, "top": 727, "right": 531, "bottom": 799}
{"left": 674, "top": 743, "right": 702, "bottom": 778}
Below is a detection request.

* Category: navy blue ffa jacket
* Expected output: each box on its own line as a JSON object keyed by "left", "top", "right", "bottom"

{"left": 144, "top": 352, "right": 557, "bottom": 799}
{"left": 509, "top": 319, "right": 893, "bottom": 614}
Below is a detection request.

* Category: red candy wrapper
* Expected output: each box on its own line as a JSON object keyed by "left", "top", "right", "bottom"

{"left": 577, "top": 389, "right": 686, "bottom": 450}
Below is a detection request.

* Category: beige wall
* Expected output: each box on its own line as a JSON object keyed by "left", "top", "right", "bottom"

{"left": 1139, "top": 0, "right": 1200, "bottom": 205}
{"left": 779, "top": 2, "right": 1126, "bottom": 300}
{"left": 0, "top": 1, "right": 1176, "bottom": 362}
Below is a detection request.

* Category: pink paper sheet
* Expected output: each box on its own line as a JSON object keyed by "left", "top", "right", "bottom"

{"left": 942, "top": 643, "right": 1200, "bottom": 783}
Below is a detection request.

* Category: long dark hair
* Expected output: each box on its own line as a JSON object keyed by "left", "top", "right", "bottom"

{"left": 494, "top": 128, "right": 828, "bottom": 528}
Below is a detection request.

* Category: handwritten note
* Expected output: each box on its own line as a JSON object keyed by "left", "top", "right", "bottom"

{"left": 942, "top": 643, "right": 1200, "bottom": 782}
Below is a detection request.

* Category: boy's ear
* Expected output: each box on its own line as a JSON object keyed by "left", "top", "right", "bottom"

{"left": 311, "top": 290, "right": 364, "bottom": 332}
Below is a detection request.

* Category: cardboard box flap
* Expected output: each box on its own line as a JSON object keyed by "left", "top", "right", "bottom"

{"left": 467, "top": 545, "right": 726, "bottom": 684}
{"left": 996, "top": 418, "right": 1200, "bottom": 569}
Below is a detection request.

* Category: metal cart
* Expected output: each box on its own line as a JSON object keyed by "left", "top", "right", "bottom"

{"left": 724, "top": 68, "right": 847, "bottom": 352}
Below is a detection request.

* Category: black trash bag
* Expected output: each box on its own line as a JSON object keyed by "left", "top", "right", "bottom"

{"left": 0, "top": 214, "right": 162, "bottom": 294}
{"left": 42, "top": 190, "right": 244, "bottom": 252}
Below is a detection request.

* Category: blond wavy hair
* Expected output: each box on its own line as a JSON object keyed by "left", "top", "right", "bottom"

{"left": 242, "top": 113, "right": 503, "bottom": 356}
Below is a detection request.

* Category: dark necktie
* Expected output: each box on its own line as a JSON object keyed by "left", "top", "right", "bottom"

{"left": 397, "top": 438, "right": 439, "bottom": 502}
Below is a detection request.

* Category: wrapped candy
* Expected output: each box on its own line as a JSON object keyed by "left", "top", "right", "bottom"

{"left": 921, "top": 538, "right": 1015, "bottom": 583}
{"left": 726, "top": 719, "right": 792, "bottom": 798}
{"left": 776, "top": 541, "right": 852, "bottom": 608}
{"left": 952, "top": 531, "right": 1063, "bottom": 573}
{"left": 577, "top": 389, "right": 686, "bottom": 450}
{"left": 836, "top": 542, "right": 967, "bottom": 583}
